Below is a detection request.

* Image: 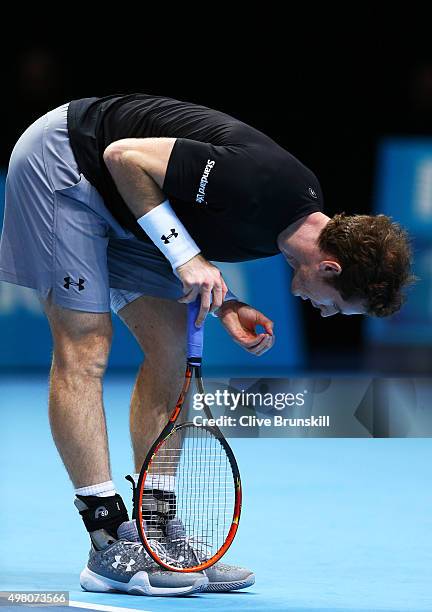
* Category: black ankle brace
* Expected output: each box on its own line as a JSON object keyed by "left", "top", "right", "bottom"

{"left": 75, "top": 493, "right": 129, "bottom": 539}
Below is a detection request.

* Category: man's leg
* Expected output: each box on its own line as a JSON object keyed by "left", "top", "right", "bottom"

{"left": 117, "top": 296, "right": 187, "bottom": 538}
{"left": 117, "top": 294, "right": 255, "bottom": 592}
{"left": 43, "top": 294, "right": 206, "bottom": 595}
{"left": 117, "top": 295, "right": 187, "bottom": 472}
{"left": 43, "top": 296, "right": 113, "bottom": 487}
{"left": 42, "top": 295, "right": 132, "bottom": 551}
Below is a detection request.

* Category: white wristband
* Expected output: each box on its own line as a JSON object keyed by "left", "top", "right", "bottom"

{"left": 137, "top": 200, "right": 201, "bottom": 271}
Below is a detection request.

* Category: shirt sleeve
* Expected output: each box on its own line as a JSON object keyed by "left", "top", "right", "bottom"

{"left": 162, "top": 138, "right": 264, "bottom": 214}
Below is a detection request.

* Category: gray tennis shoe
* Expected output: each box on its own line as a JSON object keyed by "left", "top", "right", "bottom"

{"left": 165, "top": 518, "right": 255, "bottom": 592}
{"left": 201, "top": 561, "right": 255, "bottom": 592}
{"left": 119, "top": 517, "right": 255, "bottom": 592}
{"left": 80, "top": 524, "right": 208, "bottom": 596}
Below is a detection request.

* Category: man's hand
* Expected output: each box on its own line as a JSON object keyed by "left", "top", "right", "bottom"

{"left": 216, "top": 301, "right": 275, "bottom": 356}
{"left": 176, "top": 254, "right": 228, "bottom": 326}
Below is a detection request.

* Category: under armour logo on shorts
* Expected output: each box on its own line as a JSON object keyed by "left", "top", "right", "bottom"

{"left": 161, "top": 229, "right": 179, "bottom": 244}
{"left": 64, "top": 276, "right": 86, "bottom": 291}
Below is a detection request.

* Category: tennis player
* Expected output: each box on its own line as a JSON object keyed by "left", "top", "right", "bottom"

{"left": 0, "top": 94, "right": 412, "bottom": 596}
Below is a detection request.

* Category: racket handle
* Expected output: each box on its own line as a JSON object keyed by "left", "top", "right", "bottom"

{"left": 187, "top": 297, "right": 204, "bottom": 365}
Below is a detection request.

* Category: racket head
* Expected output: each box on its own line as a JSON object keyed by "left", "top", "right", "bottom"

{"left": 136, "top": 421, "right": 242, "bottom": 572}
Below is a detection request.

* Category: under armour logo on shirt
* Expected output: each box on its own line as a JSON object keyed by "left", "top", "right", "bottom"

{"left": 161, "top": 229, "right": 179, "bottom": 244}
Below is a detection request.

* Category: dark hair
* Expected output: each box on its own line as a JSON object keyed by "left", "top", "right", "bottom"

{"left": 318, "top": 213, "right": 415, "bottom": 317}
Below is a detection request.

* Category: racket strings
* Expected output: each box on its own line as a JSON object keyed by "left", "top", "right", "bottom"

{"left": 144, "top": 424, "right": 234, "bottom": 568}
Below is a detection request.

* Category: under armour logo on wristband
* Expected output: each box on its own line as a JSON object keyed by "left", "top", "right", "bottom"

{"left": 64, "top": 277, "right": 86, "bottom": 291}
{"left": 137, "top": 200, "right": 200, "bottom": 270}
{"left": 161, "top": 229, "right": 179, "bottom": 244}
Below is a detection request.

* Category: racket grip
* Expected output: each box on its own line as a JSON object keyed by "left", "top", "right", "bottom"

{"left": 187, "top": 297, "right": 204, "bottom": 365}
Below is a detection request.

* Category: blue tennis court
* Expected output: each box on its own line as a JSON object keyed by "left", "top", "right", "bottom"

{"left": 1, "top": 374, "right": 431, "bottom": 612}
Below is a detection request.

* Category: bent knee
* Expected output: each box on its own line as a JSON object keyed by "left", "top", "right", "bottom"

{"left": 52, "top": 333, "right": 112, "bottom": 378}
{"left": 50, "top": 324, "right": 112, "bottom": 378}
{"left": 43, "top": 303, "right": 113, "bottom": 377}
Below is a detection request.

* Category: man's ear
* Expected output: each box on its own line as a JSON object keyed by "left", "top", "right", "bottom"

{"left": 318, "top": 260, "right": 342, "bottom": 276}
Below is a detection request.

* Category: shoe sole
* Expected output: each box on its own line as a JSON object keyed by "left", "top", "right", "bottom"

{"left": 80, "top": 567, "right": 208, "bottom": 597}
{"left": 203, "top": 574, "right": 255, "bottom": 592}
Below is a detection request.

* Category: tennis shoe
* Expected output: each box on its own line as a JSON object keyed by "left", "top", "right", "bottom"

{"left": 118, "top": 517, "right": 255, "bottom": 592}
{"left": 79, "top": 522, "right": 208, "bottom": 596}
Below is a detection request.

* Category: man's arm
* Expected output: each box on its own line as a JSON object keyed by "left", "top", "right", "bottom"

{"left": 103, "top": 137, "right": 175, "bottom": 216}
{"left": 104, "top": 137, "right": 275, "bottom": 355}
{"left": 103, "top": 137, "right": 226, "bottom": 325}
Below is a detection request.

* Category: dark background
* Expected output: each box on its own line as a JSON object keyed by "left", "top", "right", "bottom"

{"left": 3, "top": 12, "right": 431, "bottom": 371}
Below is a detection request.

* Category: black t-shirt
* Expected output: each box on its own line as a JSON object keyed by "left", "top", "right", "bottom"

{"left": 67, "top": 93, "right": 323, "bottom": 262}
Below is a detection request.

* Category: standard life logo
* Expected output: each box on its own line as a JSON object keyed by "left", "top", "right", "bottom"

{"left": 196, "top": 159, "right": 216, "bottom": 204}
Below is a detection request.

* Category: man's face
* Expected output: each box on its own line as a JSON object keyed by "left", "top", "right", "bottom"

{"left": 291, "top": 263, "right": 366, "bottom": 317}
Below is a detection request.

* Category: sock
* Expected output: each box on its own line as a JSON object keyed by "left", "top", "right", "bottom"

{"left": 75, "top": 480, "right": 116, "bottom": 497}
{"left": 132, "top": 473, "right": 176, "bottom": 492}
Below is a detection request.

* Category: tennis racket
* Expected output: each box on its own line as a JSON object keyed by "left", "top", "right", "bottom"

{"left": 135, "top": 296, "right": 242, "bottom": 572}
